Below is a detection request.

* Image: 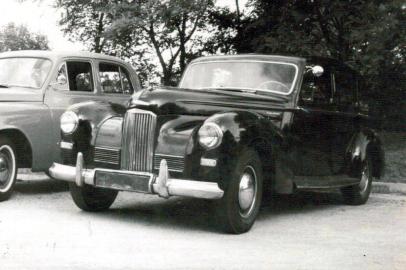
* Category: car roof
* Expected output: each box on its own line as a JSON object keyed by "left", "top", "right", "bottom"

{"left": 0, "top": 50, "right": 127, "bottom": 64}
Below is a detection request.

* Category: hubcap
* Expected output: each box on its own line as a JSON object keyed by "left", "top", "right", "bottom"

{"left": 238, "top": 166, "right": 257, "bottom": 218}
{"left": 0, "top": 145, "right": 15, "bottom": 192}
{"left": 359, "top": 162, "right": 370, "bottom": 194}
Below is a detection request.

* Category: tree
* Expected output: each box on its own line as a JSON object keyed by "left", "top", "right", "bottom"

{"left": 108, "top": 0, "right": 214, "bottom": 85}
{"left": 0, "top": 22, "right": 49, "bottom": 52}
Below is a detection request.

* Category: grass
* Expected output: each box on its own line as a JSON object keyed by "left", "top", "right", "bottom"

{"left": 380, "top": 132, "right": 406, "bottom": 183}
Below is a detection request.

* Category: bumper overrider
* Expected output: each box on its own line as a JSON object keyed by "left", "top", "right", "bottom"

{"left": 49, "top": 152, "right": 224, "bottom": 200}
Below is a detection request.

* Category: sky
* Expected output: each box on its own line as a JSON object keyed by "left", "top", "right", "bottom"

{"left": 0, "top": 0, "right": 249, "bottom": 51}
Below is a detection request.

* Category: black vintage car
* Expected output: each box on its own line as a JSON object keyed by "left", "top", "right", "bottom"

{"left": 50, "top": 55, "right": 384, "bottom": 234}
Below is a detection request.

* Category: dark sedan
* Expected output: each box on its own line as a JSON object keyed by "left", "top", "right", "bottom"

{"left": 50, "top": 54, "right": 384, "bottom": 234}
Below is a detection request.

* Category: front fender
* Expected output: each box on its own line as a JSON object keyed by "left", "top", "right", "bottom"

{"left": 62, "top": 101, "right": 126, "bottom": 162}
{"left": 189, "top": 110, "right": 283, "bottom": 190}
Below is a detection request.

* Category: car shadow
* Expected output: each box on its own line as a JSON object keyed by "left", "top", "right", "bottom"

{"left": 14, "top": 178, "right": 69, "bottom": 194}
{"left": 94, "top": 191, "right": 345, "bottom": 233}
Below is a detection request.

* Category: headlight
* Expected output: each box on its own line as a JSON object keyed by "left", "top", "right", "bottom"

{"left": 60, "top": 111, "right": 79, "bottom": 134}
{"left": 198, "top": 122, "right": 223, "bottom": 149}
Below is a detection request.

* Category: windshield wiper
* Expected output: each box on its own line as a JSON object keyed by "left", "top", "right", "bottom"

{"left": 0, "top": 84, "right": 9, "bottom": 88}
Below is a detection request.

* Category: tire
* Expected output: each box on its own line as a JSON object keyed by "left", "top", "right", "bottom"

{"left": 69, "top": 182, "right": 118, "bottom": 211}
{"left": 341, "top": 157, "right": 373, "bottom": 205}
{"left": 215, "top": 148, "right": 264, "bottom": 234}
{"left": 0, "top": 137, "right": 18, "bottom": 202}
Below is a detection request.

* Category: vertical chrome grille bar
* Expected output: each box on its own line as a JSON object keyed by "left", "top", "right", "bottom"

{"left": 121, "top": 109, "right": 157, "bottom": 172}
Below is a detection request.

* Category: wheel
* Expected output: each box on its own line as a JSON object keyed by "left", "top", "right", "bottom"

{"left": 341, "top": 157, "right": 373, "bottom": 205}
{"left": 0, "top": 137, "right": 17, "bottom": 202}
{"left": 216, "top": 148, "right": 263, "bottom": 234}
{"left": 69, "top": 183, "right": 118, "bottom": 211}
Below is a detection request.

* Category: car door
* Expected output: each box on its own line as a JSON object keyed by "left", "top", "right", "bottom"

{"left": 331, "top": 66, "right": 360, "bottom": 174}
{"left": 96, "top": 61, "right": 135, "bottom": 105}
{"left": 290, "top": 64, "right": 349, "bottom": 187}
{"left": 44, "top": 59, "right": 102, "bottom": 163}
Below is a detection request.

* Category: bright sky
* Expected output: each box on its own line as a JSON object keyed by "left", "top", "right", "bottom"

{"left": 0, "top": 0, "right": 249, "bottom": 51}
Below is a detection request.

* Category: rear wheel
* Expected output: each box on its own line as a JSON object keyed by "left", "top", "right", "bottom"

{"left": 0, "top": 137, "right": 17, "bottom": 202}
{"left": 341, "top": 157, "right": 373, "bottom": 205}
{"left": 69, "top": 183, "right": 118, "bottom": 211}
{"left": 216, "top": 148, "right": 263, "bottom": 234}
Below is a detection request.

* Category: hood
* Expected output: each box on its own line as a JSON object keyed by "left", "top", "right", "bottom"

{"left": 130, "top": 86, "right": 290, "bottom": 116}
{"left": 0, "top": 87, "right": 43, "bottom": 102}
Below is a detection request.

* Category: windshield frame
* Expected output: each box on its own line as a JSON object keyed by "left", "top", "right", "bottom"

{"left": 179, "top": 60, "right": 299, "bottom": 96}
{"left": 0, "top": 56, "right": 54, "bottom": 90}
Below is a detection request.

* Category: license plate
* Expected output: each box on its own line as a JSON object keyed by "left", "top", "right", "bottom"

{"left": 95, "top": 170, "right": 152, "bottom": 193}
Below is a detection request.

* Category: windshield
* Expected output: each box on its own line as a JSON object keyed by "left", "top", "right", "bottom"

{"left": 0, "top": 57, "right": 52, "bottom": 89}
{"left": 180, "top": 61, "right": 298, "bottom": 94}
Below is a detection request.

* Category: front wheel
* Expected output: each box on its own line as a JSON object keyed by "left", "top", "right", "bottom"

{"left": 341, "top": 157, "right": 373, "bottom": 205}
{"left": 0, "top": 137, "right": 17, "bottom": 202}
{"left": 69, "top": 183, "right": 118, "bottom": 211}
{"left": 216, "top": 148, "right": 264, "bottom": 234}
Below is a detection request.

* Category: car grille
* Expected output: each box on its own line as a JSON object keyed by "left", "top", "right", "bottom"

{"left": 121, "top": 109, "right": 157, "bottom": 172}
{"left": 94, "top": 147, "right": 120, "bottom": 165}
{"left": 154, "top": 154, "right": 185, "bottom": 172}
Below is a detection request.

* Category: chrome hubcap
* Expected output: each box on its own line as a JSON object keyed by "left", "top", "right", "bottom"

{"left": 359, "top": 162, "right": 370, "bottom": 194}
{"left": 238, "top": 166, "right": 257, "bottom": 218}
{"left": 0, "top": 145, "right": 15, "bottom": 192}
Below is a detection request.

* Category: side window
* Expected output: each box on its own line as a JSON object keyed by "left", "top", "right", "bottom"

{"left": 99, "top": 63, "right": 134, "bottom": 95}
{"left": 120, "top": 67, "right": 134, "bottom": 94}
{"left": 299, "top": 71, "right": 332, "bottom": 108}
{"left": 66, "top": 61, "right": 94, "bottom": 92}
{"left": 335, "top": 70, "right": 355, "bottom": 107}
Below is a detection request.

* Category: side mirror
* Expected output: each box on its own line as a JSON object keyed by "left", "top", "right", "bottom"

{"left": 50, "top": 74, "right": 67, "bottom": 86}
{"left": 311, "top": 66, "right": 324, "bottom": 77}
{"left": 56, "top": 74, "right": 68, "bottom": 85}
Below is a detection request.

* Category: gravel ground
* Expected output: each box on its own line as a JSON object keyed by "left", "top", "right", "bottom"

{"left": 0, "top": 178, "right": 405, "bottom": 270}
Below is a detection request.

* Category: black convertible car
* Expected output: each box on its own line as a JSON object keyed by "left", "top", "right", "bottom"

{"left": 50, "top": 54, "right": 385, "bottom": 234}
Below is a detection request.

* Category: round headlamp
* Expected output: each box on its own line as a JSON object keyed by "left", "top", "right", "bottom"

{"left": 60, "top": 111, "right": 79, "bottom": 134}
{"left": 198, "top": 122, "right": 223, "bottom": 149}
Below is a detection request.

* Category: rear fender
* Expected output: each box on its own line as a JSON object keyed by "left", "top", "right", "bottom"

{"left": 346, "top": 129, "right": 385, "bottom": 179}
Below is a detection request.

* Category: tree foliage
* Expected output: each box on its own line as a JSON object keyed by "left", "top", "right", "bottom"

{"left": 107, "top": 0, "right": 213, "bottom": 85}
{"left": 57, "top": 0, "right": 213, "bottom": 85}
{"left": 0, "top": 22, "right": 49, "bottom": 52}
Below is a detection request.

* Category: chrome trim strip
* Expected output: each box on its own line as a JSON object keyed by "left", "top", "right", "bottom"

{"left": 154, "top": 154, "right": 184, "bottom": 159}
{"left": 60, "top": 141, "right": 73, "bottom": 150}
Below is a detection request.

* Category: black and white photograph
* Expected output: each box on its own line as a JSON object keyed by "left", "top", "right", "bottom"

{"left": 0, "top": 0, "right": 405, "bottom": 269}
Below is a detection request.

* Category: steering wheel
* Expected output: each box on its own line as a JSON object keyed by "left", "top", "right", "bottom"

{"left": 257, "top": 80, "right": 289, "bottom": 92}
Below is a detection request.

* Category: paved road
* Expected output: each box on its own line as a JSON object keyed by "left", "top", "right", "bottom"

{"left": 1, "top": 176, "right": 405, "bottom": 270}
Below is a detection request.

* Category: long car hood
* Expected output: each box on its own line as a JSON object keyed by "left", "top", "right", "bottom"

{"left": 0, "top": 87, "right": 43, "bottom": 102}
{"left": 132, "top": 86, "right": 290, "bottom": 116}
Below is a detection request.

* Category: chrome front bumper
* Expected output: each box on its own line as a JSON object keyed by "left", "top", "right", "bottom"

{"left": 49, "top": 152, "right": 224, "bottom": 200}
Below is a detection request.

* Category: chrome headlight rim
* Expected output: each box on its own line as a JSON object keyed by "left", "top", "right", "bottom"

{"left": 60, "top": 111, "right": 79, "bottom": 135}
{"left": 198, "top": 122, "right": 223, "bottom": 150}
